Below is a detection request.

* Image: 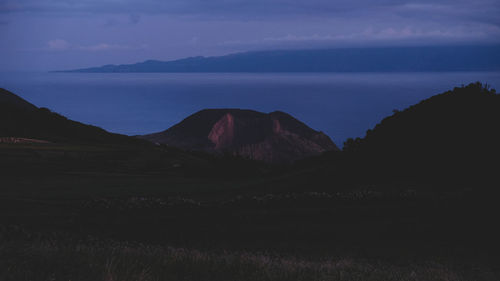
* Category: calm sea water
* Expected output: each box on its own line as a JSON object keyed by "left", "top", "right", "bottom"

{"left": 1, "top": 72, "right": 499, "bottom": 146}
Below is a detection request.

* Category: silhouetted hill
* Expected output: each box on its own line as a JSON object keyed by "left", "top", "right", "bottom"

{"left": 343, "top": 82, "right": 500, "bottom": 180}
{"left": 0, "top": 88, "right": 144, "bottom": 145}
{"left": 140, "top": 109, "right": 338, "bottom": 163}
{"left": 60, "top": 45, "right": 500, "bottom": 73}
{"left": 0, "top": 88, "right": 38, "bottom": 111}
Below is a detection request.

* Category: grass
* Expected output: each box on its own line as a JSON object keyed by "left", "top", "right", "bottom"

{"left": 1, "top": 228, "right": 496, "bottom": 281}
{"left": 1, "top": 143, "right": 499, "bottom": 280}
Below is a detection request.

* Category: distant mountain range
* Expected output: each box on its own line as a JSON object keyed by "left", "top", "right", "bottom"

{"left": 59, "top": 45, "right": 500, "bottom": 73}
{"left": 140, "top": 109, "right": 338, "bottom": 163}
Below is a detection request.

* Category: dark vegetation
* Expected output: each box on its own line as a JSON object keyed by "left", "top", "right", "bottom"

{"left": 342, "top": 82, "right": 500, "bottom": 183}
{"left": 2, "top": 226, "right": 496, "bottom": 281}
{"left": 1, "top": 83, "right": 499, "bottom": 280}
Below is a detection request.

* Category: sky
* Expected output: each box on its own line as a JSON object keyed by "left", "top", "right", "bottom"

{"left": 1, "top": 0, "right": 499, "bottom": 71}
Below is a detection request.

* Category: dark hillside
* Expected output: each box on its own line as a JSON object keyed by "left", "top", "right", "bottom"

{"left": 0, "top": 88, "right": 145, "bottom": 145}
{"left": 343, "top": 82, "right": 500, "bottom": 181}
{"left": 0, "top": 88, "right": 38, "bottom": 111}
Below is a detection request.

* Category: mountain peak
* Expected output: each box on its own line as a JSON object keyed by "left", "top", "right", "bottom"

{"left": 140, "top": 109, "right": 338, "bottom": 163}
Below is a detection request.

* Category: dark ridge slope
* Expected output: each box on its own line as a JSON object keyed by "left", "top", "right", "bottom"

{"left": 0, "top": 88, "right": 144, "bottom": 145}
{"left": 343, "top": 82, "right": 500, "bottom": 179}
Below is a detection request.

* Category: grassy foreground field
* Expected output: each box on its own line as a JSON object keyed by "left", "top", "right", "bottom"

{"left": 1, "top": 141, "right": 499, "bottom": 280}
{"left": 1, "top": 226, "right": 497, "bottom": 281}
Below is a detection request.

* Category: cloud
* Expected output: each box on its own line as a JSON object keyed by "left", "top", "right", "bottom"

{"left": 129, "top": 13, "right": 140, "bottom": 24}
{"left": 77, "top": 43, "right": 144, "bottom": 51}
{"left": 46, "top": 39, "right": 146, "bottom": 52}
{"left": 101, "top": 14, "right": 140, "bottom": 27}
{"left": 220, "top": 24, "right": 500, "bottom": 49}
{"left": 47, "top": 39, "right": 70, "bottom": 50}
{"left": 2, "top": 0, "right": 498, "bottom": 19}
{"left": 3, "top": 1, "right": 499, "bottom": 37}
{"left": 4, "top": 1, "right": 499, "bottom": 42}
{"left": 189, "top": 36, "right": 199, "bottom": 45}
{"left": 5, "top": 0, "right": 500, "bottom": 69}
{"left": 103, "top": 18, "right": 119, "bottom": 27}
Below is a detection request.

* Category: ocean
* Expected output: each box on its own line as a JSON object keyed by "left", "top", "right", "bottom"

{"left": 1, "top": 71, "right": 499, "bottom": 146}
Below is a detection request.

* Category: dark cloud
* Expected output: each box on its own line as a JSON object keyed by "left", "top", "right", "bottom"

{"left": 1, "top": 0, "right": 498, "bottom": 17}
{"left": 1, "top": 0, "right": 499, "bottom": 71}
{"left": 129, "top": 13, "right": 140, "bottom": 24}
{"left": 2, "top": 1, "right": 499, "bottom": 34}
{"left": 1, "top": 1, "right": 498, "bottom": 32}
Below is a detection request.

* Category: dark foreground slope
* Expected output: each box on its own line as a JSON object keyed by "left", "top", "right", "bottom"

{"left": 61, "top": 45, "right": 500, "bottom": 73}
{"left": 1, "top": 85, "right": 500, "bottom": 281}
{"left": 141, "top": 109, "right": 338, "bottom": 163}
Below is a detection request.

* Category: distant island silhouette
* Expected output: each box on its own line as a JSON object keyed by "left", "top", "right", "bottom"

{"left": 57, "top": 45, "right": 500, "bottom": 73}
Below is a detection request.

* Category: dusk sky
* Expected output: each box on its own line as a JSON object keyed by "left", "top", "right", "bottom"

{"left": 1, "top": 0, "right": 499, "bottom": 71}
